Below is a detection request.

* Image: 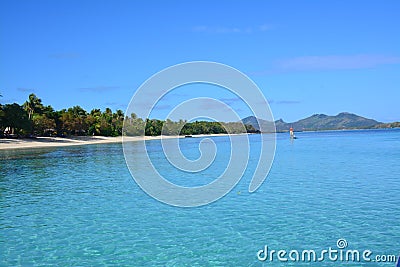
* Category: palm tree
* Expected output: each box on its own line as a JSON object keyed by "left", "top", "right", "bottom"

{"left": 113, "top": 109, "right": 124, "bottom": 136}
{"left": 23, "top": 93, "right": 43, "bottom": 119}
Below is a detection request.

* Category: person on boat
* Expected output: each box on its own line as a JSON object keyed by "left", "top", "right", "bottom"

{"left": 289, "top": 127, "right": 294, "bottom": 138}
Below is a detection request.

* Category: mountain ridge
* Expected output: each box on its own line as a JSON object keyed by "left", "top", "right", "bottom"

{"left": 242, "top": 112, "right": 388, "bottom": 132}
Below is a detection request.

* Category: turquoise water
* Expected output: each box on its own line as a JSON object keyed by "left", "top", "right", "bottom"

{"left": 1, "top": 130, "right": 399, "bottom": 266}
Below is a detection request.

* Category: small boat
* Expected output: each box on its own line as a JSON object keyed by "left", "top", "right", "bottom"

{"left": 185, "top": 135, "right": 193, "bottom": 138}
{"left": 289, "top": 127, "right": 297, "bottom": 139}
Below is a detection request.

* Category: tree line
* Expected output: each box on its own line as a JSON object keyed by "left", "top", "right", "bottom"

{"left": 0, "top": 93, "right": 258, "bottom": 138}
{"left": 124, "top": 116, "right": 258, "bottom": 136}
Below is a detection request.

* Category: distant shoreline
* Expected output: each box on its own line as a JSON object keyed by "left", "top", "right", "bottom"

{"left": 0, "top": 133, "right": 243, "bottom": 151}
{"left": 274, "top": 127, "right": 400, "bottom": 133}
{"left": 1, "top": 128, "right": 398, "bottom": 151}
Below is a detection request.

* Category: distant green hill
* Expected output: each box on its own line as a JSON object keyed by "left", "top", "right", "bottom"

{"left": 242, "top": 112, "right": 383, "bottom": 132}
{"left": 373, "top": 121, "right": 400, "bottom": 129}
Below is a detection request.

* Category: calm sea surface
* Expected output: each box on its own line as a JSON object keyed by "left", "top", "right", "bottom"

{"left": 1, "top": 130, "right": 399, "bottom": 266}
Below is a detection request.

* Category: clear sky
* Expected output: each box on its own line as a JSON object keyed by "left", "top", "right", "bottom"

{"left": 1, "top": 0, "right": 399, "bottom": 122}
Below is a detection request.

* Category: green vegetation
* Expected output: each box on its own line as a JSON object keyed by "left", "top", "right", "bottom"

{"left": 0, "top": 93, "right": 256, "bottom": 138}
{"left": 124, "top": 118, "right": 258, "bottom": 136}
{"left": 0, "top": 94, "right": 124, "bottom": 137}
{"left": 2, "top": 93, "right": 397, "bottom": 138}
{"left": 373, "top": 122, "right": 400, "bottom": 129}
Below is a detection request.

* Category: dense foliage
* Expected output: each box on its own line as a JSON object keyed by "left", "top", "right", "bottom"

{"left": 0, "top": 94, "right": 124, "bottom": 137}
{"left": 124, "top": 117, "right": 258, "bottom": 136}
{"left": 0, "top": 93, "right": 257, "bottom": 138}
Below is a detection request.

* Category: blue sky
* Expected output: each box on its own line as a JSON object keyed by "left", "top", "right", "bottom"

{"left": 1, "top": 0, "right": 399, "bottom": 122}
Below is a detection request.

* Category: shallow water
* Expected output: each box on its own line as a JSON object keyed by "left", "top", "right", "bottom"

{"left": 1, "top": 129, "right": 399, "bottom": 266}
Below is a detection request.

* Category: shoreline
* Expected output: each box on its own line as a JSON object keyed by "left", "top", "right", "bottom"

{"left": 1, "top": 128, "right": 398, "bottom": 151}
{"left": 0, "top": 133, "right": 243, "bottom": 151}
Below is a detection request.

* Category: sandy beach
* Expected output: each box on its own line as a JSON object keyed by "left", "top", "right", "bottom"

{"left": 0, "top": 135, "right": 177, "bottom": 150}
{"left": 0, "top": 134, "right": 239, "bottom": 150}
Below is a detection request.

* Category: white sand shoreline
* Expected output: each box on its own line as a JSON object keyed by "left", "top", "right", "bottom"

{"left": 0, "top": 134, "right": 242, "bottom": 150}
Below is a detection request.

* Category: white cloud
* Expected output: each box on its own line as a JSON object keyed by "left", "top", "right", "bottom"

{"left": 192, "top": 24, "right": 273, "bottom": 34}
{"left": 278, "top": 55, "right": 400, "bottom": 71}
{"left": 17, "top": 87, "right": 35, "bottom": 92}
{"left": 79, "top": 86, "right": 120, "bottom": 92}
{"left": 49, "top": 53, "right": 80, "bottom": 59}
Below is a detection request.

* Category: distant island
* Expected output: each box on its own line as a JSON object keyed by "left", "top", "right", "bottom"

{"left": 0, "top": 93, "right": 398, "bottom": 138}
{"left": 242, "top": 113, "right": 400, "bottom": 132}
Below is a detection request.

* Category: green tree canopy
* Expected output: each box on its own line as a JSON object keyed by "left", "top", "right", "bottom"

{"left": 2, "top": 103, "right": 31, "bottom": 135}
{"left": 1, "top": 93, "right": 254, "bottom": 138}
{"left": 23, "top": 93, "right": 44, "bottom": 119}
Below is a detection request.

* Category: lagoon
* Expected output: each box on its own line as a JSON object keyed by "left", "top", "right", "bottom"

{"left": 1, "top": 129, "right": 399, "bottom": 266}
